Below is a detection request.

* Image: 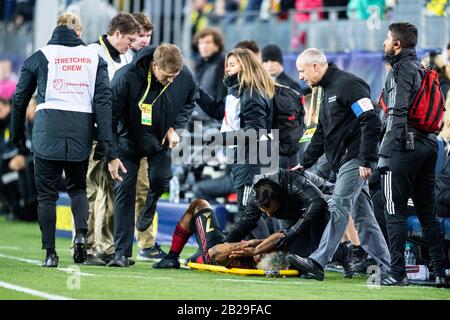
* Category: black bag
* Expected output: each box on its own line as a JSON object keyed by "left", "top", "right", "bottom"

{"left": 272, "top": 84, "right": 305, "bottom": 156}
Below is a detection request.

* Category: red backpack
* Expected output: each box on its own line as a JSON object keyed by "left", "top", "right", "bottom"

{"left": 380, "top": 67, "right": 446, "bottom": 133}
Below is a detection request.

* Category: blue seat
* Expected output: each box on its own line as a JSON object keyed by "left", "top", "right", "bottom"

{"left": 407, "top": 215, "right": 422, "bottom": 238}
{"left": 444, "top": 219, "right": 450, "bottom": 241}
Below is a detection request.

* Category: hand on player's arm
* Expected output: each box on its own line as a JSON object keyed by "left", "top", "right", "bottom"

{"left": 229, "top": 232, "right": 285, "bottom": 258}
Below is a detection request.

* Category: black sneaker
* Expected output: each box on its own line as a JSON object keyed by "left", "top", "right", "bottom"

{"left": 137, "top": 243, "right": 167, "bottom": 262}
{"left": 287, "top": 254, "right": 324, "bottom": 281}
{"left": 42, "top": 254, "right": 59, "bottom": 268}
{"left": 380, "top": 272, "right": 409, "bottom": 286}
{"left": 96, "top": 252, "right": 115, "bottom": 264}
{"left": 83, "top": 254, "right": 106, "bottom": 266}
{"left": 108, "top": 255, "right": 131, "bottom": 268}
{"left": 136, "top": 209, "right": 156, "bottom": 232}
{"left": 152, "top": 256, "right": 180, "bottom": 269}
{"left": 73, "top": 234, "right": 87, "bottom": 264}
{"left": 435, "top": 270, "right": 450, "bottom": 288}
{"left": 335, "top": 241, "right": 354, "bottom": 278}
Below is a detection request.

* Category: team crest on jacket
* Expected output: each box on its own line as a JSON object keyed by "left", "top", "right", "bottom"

{"left": 53, "top": 79, "right": 63, "bottom": 90}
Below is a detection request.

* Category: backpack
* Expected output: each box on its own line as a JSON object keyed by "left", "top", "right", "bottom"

{"left": 272, "top": 83, "right": 305, "bottom": 156}
{"left": 380, "top": 67, "right": 446, "bottom": 133}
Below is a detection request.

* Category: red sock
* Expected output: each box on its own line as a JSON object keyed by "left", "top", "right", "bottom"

{"left": 169, "top": 224, "right": 191, "bottom": 256}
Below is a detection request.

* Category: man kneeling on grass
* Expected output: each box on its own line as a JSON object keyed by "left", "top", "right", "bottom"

{"left": 154, "top": 169, "right": 352, "bottom": 273}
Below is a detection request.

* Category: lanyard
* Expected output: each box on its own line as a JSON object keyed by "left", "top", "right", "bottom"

{"left": 138, "top": 67, "right": 170, "bottom": 110}
{"left": 98, "top": 36, "right": 128, "bottom": 72}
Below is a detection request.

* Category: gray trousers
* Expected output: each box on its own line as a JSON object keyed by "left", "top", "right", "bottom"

{"left": 309, "top": 159, "right": 391, "bottom": 270}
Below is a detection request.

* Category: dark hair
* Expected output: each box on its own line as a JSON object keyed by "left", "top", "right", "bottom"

{"left": 254, "top": 180, "right": 281, "bottom": 209}
{"left": 388, "top": 22, "right": 418, "bottom": 49}
{"left": 107, "top": 12, "right": 140, "bottom": 36}
{"left": 194, "top": 27, "right": 225, "bottom": 53}
{"left": 234, "top": 40, "right": 260, "bottom": 55}
{"left": 132, "top": 12, "right": 154, "bottom": 32}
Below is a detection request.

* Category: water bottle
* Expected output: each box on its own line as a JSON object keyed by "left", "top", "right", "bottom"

{"left": 404, "top": 243, "right": 416, "bottom": 266}
{"left": 169, "top": 176, "right": 180, "bottom": 204}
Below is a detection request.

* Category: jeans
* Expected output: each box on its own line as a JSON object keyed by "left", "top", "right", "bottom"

{"left": 309, "top": 158, "right": 391, "bottom": 270}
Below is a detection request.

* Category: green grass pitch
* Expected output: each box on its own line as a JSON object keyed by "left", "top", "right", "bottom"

{"left": 0, "top": 217, "right": 449, "bottom": 300}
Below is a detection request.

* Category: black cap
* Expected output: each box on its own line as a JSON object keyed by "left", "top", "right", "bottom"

{"left": 261, "top": 44, "right": 283, "bottom": 64}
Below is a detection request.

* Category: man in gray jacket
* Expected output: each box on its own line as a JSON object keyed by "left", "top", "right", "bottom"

{"left": 10, "top": 13, "right": 111, "bottom": 268}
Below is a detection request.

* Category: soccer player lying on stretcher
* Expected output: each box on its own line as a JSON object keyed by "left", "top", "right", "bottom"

{"left": 153, "top": 169, "right": 345, "bottom": 270}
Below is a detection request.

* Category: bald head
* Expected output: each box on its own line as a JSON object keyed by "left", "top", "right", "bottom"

{"left": 296, "top": 48, "right": 328, "bottom": 87}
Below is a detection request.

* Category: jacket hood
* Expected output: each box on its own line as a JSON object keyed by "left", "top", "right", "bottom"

{"left": 133, "top": 45, "right": 157, "bottom": 78}
{"left": 47, "top": 26, "right": 85, "bottom": 47}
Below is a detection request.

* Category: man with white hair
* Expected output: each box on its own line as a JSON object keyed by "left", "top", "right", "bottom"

{"left": 288, "top": 48, "right": 391, "bottom": 281}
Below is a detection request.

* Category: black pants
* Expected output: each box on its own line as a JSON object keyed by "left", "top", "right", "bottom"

{"left": 114, "top": 149, "right": 172, "bottom": 257}
{"left": 34, "top": 156, "right": 89, "bottom": 250}
{"left": 381, "top": 137, "right": 446, "bottom": 278}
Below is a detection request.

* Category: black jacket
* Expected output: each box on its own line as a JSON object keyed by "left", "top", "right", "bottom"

{"left": 436, "top": 155, "right": 450, "bottom": 207}
{"left": 11, "top": 26, "right": 111, "bottom": 162}
{"left": 195, "top": 52, "right": 227, "bottom": 99}
{"left": 276, "top": 71, "right": 302, "bottom": 94}
{"left": 301, "top": 63, "right": 381, "bottom": 171}
{"left": 379, "top": 48, "right": 434, "bottom": 159}
{"left": 224, "top": 169, "right": 329, "bottom": 242}
{"left": 108, "top": 46, "right": 198, "bottom": 160}
{"left": 198, "top": 74, "right": 272, "bottom": 188}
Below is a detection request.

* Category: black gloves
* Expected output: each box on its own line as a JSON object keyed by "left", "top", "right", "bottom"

{"left": 377, "top": 157, "right": 391, "bottom": 175}
{"left": 93, "top": 141, "right": 109, "bottom": 161}
{"left": 275, "top": 228, "right": 297, "bottom": 250}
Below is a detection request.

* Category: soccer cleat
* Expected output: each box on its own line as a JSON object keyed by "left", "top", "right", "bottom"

{"left": 136, "top": 243, "right": 167, "bottom": 262}
{"left": 380, "top": 272, "right": 409, "bottom": 286}
{"left": 73, "top": 234, "right": 87, "bottom": 264}
{"left": 152, "top": 256, "right": 180, "bottom": 269}
{"left": 42, "top": 254, "right": 59, "bottom": 268}
{"left": 287, "top": 254, "right": 324, "bottom": 281}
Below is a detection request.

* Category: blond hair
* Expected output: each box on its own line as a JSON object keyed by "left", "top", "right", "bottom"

{"left": 57, "top": 13, "right": 83, "bottom": 34}
{"left": 226, "top": 48, "right": 275, "bottom": 99}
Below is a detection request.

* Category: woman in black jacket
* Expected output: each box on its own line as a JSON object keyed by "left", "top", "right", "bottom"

{"left": 198, "top": 48, "right": 275, "bottom": 226}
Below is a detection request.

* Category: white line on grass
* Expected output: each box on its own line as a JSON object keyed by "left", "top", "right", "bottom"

{"left": 0, "top": 252, "right": 172, "bottom": 281}
{"left": 0, "top": 281, "right": 74, "bottom": 300}
{"left": 0, "top": 253, "right": 96, "bottom": 276}
{"left": 0, "top": 246, "right": 20, "bottom": 250}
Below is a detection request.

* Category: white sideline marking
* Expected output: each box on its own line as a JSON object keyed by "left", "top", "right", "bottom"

{"left": 0, "top": 252, "right": 172, "bottom": 281}
{"left": 0, "top": 246, "right": 20, "bottom": 250}
{"left": 0, "top": 253, "right": 96, "bottom": 277}
{"left": 0, "top": 281, "right": 74, "bottom": 300}
{"left": 0, "top": 253, "right": 41, "bottom": 265}
{"left": 216, "top": 279, "right": 312, "bottom": 285}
